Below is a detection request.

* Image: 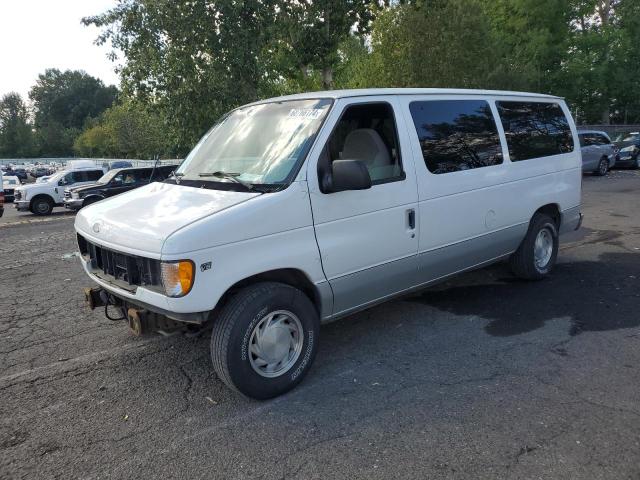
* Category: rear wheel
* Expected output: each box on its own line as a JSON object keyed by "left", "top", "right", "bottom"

{"left": 510, "top": 213, "right": 559, "bottom": 280}
{"left": 594, "top": 157, "right": 608, "bottom": 176}
{"left": 210, "top": 282, "right": 319, "bottom": 399}
{"left": 30, "top": 196, "right": 53, "bottom": 216}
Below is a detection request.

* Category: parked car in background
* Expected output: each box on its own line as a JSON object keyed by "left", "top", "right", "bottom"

{"left": 76, "top": 88, "right": 582, "bottom": 399}
{"left": 613, "top": 132, "right": 640, "bottom": 168}
{"left": 64, "top": 165, "right": 176, "bottom": 210}
{"left": 12, "top": 168, "right": 27, "bottom": 181}
{"left": 30, "top": 166, "right": 50, "bottom": 178}
{"left": 577, "top": 130, "right": 617, "bottom": 175}
{"left": 0, "top": 171, "right": 4, "bottom": 218}
{"left": 3, "top": 175, "right": 21, "bottom": 202}
{"left": 14, "top": 166, "right": 105, "bottom": 215}
{"left": 110, "top": 161, "right": 133, "bottom": 170}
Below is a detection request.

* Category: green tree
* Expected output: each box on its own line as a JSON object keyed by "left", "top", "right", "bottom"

{"left": 479, "top": 0, "right": 572, "bottom": 92}
{"left": 558, "top": 0, "right": 631, "bottom": 124}
{"left": 74, "top": 102, "right": 171, "bottom": 159}
{"left": 352, "top": 1, "right": 504, "bottom": 89}
{"left": 84, "top": 0, "right": 277, "bottom": 151}
{"left": 0, "top": 93, "right": 35, "bottom": 158}
{"left": 29, "top": 68, "right": 117, "bottom": 155}
{"left": 269, "top": 0, "right": 378, "bottom": 91}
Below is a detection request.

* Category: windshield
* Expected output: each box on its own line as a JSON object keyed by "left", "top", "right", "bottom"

{"left": 97, "top": 169, "right": 121, "bottom": 184}
{"left": 615, "top": 132, "right": 640, "bottom": 142}
{"left": 4, "top": 178, "right": 18, "bottom": 185}
{"left": 177, "top": 99, "right": 332, "bottom": 187}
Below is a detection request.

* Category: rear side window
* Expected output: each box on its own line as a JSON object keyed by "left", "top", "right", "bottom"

{"left": 409, "top": 100, "right": 503, "bottom": 174}
{"left": 497, "top": 101, "right": 574, "bottom": 161}
{"left": 72, "top": 170, "right": 103, "bottom": 182}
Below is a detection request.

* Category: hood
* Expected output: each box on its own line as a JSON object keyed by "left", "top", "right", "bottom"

{"left": 614, "top": 139, "right": 639, "bottom": 149}
{"left": 17, "top": 182, "right": 49, "bottom": 194}
{"left": 70, "top": 182, "right": 102, "bottom": 194}
{"left": 74, "top": 181, "right": 260, "bottom": 256}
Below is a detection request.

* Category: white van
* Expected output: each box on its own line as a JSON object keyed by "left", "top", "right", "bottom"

{"left": 75, "top": 89, "right": 582, "bottom": 399}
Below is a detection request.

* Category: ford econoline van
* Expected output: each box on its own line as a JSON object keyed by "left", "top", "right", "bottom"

{"left": 75, "top": 89, "right": 582, "bottom": 399}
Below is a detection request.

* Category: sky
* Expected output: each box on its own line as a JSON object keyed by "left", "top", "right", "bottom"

{"left": 0, "top": 0, "right": 120, "bottom": 101}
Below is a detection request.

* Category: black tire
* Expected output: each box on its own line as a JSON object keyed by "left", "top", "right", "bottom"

{"left": 594, "top": 157, "right": 608, "bottom": 176}
{"left": 211, "top": 282, "right": 319, "bottom": 399}
{"left": 30, "top": 196, "right": 54, "bottom": 216}
{"left": 509, "top": 213, "right": 559, "bottom": 280}
{"left": 633, "top": 156, "right": 640, "bottom": 170}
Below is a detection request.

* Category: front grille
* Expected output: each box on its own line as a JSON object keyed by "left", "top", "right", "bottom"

{"left": 77, "top": 234, "right": 162, "bottom": 290}
{"left": 14, "top": 190, "right": 21, "bottom": 201}
{"left": 4, "top": 189, "right": 14, "bottom": 195}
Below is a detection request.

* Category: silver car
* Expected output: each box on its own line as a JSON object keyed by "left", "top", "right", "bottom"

{"left": 578, "top": 130, "right": 617, "bottom": 176}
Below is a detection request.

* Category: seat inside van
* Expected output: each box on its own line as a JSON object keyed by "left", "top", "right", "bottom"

{"left": 320, "top": 102, "right": 402, "bottom": 186}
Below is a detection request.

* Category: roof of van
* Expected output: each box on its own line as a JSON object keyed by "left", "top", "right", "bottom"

{"left": 251, "top": 88, "right": 562, "bottom": 104}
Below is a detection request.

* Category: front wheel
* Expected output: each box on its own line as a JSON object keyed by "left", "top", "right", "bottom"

{"left": 510, "top": 213, "right": 559, "bottom": 280}
{"left": 30, "top": 196, "right": 53, "bottom": 216}
{"left": 211, "top": 282, "right": 319, "bottom": 399}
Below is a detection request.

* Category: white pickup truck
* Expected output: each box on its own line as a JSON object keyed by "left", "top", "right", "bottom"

{"left": 14, "top": 162, "right": 105, "bottom": 215}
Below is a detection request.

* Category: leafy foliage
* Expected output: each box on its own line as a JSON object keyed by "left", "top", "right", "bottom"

{"left": 73, "top": 102, "right": 172, "bottom": 158}
{"left": 27, "top": 69, "right": 117, "bottom": 156}
{"left": 0, "top": 93, "right": 35, "bottom": 157}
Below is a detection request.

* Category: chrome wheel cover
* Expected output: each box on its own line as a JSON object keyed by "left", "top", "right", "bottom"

{"left": 534, "top": 228, "right": 554, "bottom": 270}
{"left": 248, "top": 310, "right": 303, "bottom": 378}
{"left": 599, "top": 159, "right": 608, "bottom": 175}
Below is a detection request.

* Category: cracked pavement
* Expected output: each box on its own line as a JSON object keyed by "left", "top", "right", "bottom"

{"left": 1, "top": 171, "right": 640, "bottom": 479}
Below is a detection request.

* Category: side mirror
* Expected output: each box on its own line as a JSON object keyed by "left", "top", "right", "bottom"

{"left": 58, "top": 179, "right": 65, "bottom": 186}
{"left": 327, "top": 159, "right": 371, "bottom": 193}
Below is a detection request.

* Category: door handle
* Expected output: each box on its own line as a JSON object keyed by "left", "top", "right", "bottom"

{"left": 407, "top": 208, "right": 415, "bottom": 230}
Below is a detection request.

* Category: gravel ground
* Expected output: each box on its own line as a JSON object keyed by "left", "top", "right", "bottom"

{"left": 1, "top": 170, "right": 639, "bottom": 479}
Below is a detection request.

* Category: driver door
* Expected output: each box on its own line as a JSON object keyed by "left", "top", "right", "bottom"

{"left": 308, "top": 97, "right": 419, "bottom": 316}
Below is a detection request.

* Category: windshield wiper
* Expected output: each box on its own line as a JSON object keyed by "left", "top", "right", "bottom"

{"left": 198, "top": 171, "right": 253, "bottom": 190}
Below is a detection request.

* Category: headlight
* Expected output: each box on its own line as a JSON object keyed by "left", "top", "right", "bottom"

{"left": 71, "top": 192, "right": 80, "bottom": 199}
{"left": 620, "top": 145, "right": 636, "bottom": 153}
{"left": 160, "top": 260, "right": 195, "bottom": 297}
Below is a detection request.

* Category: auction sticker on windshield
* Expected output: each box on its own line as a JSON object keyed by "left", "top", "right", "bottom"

{"left": 287, "top": 109, "right": 324, "bottom": 120}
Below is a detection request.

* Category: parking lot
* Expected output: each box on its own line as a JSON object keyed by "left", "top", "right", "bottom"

{"left": 1, "top": 170, "right": 639, "bottom": 479}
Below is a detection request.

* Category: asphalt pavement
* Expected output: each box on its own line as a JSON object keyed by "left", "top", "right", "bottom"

{"left": 1, "top": 170, "right": 639, "bottom": 479}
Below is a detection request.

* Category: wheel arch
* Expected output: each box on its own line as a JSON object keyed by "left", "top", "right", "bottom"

{"left": 533, "top": 203, "right": 561, "bottom": 229}
{"left": 213, "top": 268, "right": 326, "bottom": 320}
{"left": 82, "top": 194, "right": 105, "bottom": 207}
{"left": 29, "top": 193, "right": 54, "bottom": 209}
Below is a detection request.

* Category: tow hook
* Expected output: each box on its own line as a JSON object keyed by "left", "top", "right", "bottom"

{"left": 127, "top": 308, "right": 146, "bottom": 336}
{"left": 84, "top": 287, "right": 108, "bottom": 310}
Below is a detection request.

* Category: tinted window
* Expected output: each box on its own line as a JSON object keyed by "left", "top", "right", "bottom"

{"left": 153, "top": 165, "right": 176, "bottom": 180}
{"left": 596, "top": 134, "right": 611, "bottom": 145}
{"left": 72, "top": 170, "right": 103, "bottom": 182}
{"left": 409, "top": 100, "right": 503, "bottom": 174}
{"left": 497, "top": 101, "right": 574, "bottom": 161}
{"left": 579, "top": 133, "right": 596, "bottom": 147}
{"left": 87, "top": 170, "right": 103, "bottom": 181}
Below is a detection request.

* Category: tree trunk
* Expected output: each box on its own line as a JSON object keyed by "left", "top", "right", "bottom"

{"left": 601, "top": 105, "right": 610, "bottom": 125}
{"left": 322, "top": 66, "right": 334, "bottom": 90}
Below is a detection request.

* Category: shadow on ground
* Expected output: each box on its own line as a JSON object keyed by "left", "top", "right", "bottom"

{"left": 407, "top": 252, "right": 640, "bottom": 337}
